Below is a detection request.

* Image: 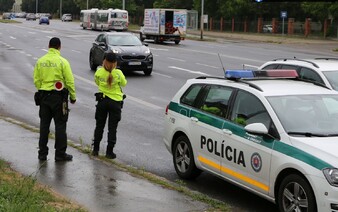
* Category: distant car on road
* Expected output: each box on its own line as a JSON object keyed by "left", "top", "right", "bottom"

{"left": 26, "top": 13, "right": 36, "bottom": 21}
{"left": 89, "top": 32, "right": 153, "bottom": 76}
{"left": 263, "top": 24, "right": 273, "bottom": 33}
{"left": 61, "top": 14, "right": 72, "bottom": 22}
{"left": 39, "top": 16, "right": 49, "bottom": 25}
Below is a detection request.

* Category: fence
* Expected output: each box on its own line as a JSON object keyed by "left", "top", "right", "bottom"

{"left": 129, "top": 15, "right": 338, "bottom": 38}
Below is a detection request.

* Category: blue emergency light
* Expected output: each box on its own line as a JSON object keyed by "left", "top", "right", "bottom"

{"left": 225, "top": 69, "right": 298, "bottom": 79}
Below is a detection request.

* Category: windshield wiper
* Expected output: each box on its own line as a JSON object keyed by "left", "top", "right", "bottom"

{"left": 287, "top": 132, "right": 329, "bottom": 137}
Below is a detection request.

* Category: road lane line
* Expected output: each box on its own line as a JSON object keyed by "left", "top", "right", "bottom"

{"left": 196, "top": 63, "right": 219, "bottom": 69}
{"left": 10, "top": 36, "right": 16, "bottom": 39}
{"left": 71, "top": 50, "right": 81, "bottom": 53}
{"left": 153, "top": 72, "right": 172, "bottom": 78}
{"left": 168, "top": 66, "right": 210, "bottom": 76}
{"left": 168, "top": 57, "right": 186, "bottom": 62}
{"left": 73, "top": 74, "right": 162, "bottom": 110}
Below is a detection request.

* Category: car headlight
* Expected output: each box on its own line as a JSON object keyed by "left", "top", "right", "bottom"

{"left": 112, "top": 49, "right": 119, "bottom": 53}
{"left": 145, "top": 48, "right": 150, "bottom": 54}
{"left": 323, "top": 168, "right": 338, "bottom": 186}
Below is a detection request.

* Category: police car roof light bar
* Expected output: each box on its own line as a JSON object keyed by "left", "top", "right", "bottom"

{"left": 225, "top": 70, "right": 255, "bottom": 79}
{"left": 256, "top": 69, "right": 298, "bottom": 78}
{"left": 224, "top": 69, "right": 298, "bottom": 79}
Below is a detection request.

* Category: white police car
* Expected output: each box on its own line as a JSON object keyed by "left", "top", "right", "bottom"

{"left": 259, "top": 58, "right": 338, "bottom": 91}
{"left": 163, "top": 70, "right": 338, "bottom": 212}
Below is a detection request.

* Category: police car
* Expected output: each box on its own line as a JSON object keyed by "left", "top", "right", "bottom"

{"left": 163, "top": 70, "right": 338, "bottom": 212}
{"left": 259, "top": 58, "right": 338, "bottom": 91}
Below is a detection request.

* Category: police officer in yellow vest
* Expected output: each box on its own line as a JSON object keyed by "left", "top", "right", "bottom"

{"left": 92, "top": 51, "right": 127, "bottom": 159}
{"left": 33, "top": 37, "right": 76, "bottom": 162}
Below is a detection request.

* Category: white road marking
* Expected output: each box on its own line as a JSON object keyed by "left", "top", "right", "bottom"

{"left": 149, "top": 47, "right": 168, "bottom": 51}
{"left": 169, "top": 66, "right": 210, "bottom": 76}
{"left": 10, "top": 36, "right": 16, "bottom": 39}
{"left": 168, "top": 57, "right": 186, "bottom": 62}
{"left": 71, "top": 50, "right": 81, "bottom": 53}
{"left": 196, "top": 63, "right": 219, "bottom": 69}
{"left": 73, "top": 74, "right": 162, "bottom": 110}
{"left": 153, "top": 72, "right": 172, "bottom": 78}
{"left": 41, "top": 49, "right": 48, "bottom": 52}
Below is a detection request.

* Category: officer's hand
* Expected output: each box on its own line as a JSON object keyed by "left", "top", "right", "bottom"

{"left": 70, "top": 99, "right": 76, "bottom": 104}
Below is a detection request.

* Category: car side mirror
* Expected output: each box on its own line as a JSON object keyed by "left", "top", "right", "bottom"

{"left": 244, "top": 123, "right": 268, "bottom": 135}
{"left": 142, "top": 42, "right": 148, "bottom": 46}
{"left": 98, "top": 42, "right": 106, "bottom": 47}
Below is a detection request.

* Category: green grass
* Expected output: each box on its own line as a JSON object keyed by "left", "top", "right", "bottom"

{"left": 0, "top": 19, "right": 21, "bottom": 23}
{"left": 0, "top": 159, "right": 87, "bottom": 212}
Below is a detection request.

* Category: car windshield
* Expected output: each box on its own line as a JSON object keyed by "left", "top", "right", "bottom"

{"left": 322, "top": 71, "right": 338, "bottom": 91}
{"left": 107, "top": 35, "right": 142, "bottom": 46}
{"left": 268, "top": 94, "right": 338, "bottom": 136}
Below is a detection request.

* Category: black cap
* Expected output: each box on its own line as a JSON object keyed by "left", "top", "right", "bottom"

{"left": 104, "top": 51, "right": 117, "bottom": 63}
{"left": 49, "top": 37, "right": 61, "bottom": 49}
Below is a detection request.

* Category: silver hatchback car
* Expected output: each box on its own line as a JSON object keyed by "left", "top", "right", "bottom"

{"left": 61, "top": 14, "right": 72, "bottom": 22}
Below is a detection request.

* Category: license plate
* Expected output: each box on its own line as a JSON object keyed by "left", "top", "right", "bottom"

{"left": 128, "top": 61, "right": 141, "bottom": 65}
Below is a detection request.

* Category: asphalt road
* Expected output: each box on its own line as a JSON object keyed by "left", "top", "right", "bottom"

{"left": 1, "top": 19, "right": 336, "bottom": 211}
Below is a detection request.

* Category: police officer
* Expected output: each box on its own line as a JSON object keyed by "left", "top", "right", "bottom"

{"left": 33, "top": 37, "right": 76, "bottom": 161}
{"left": 92, "top": 51, "right": 127, "bottom": 159}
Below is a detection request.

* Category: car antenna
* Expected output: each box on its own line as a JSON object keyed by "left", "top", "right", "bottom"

{"left": 218, "top": 53, "right": 226, "bottom": 73}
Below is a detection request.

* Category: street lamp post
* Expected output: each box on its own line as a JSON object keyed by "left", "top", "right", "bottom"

{"left": 87, "top": 0, "right": 89, "bottom": 9}
{"left": 200, "top": 0, "right": 204, "bottom": 40}
{"left": 36, "top": 0, "right": 38, "bottom": 14}
{"left": 60, "top": 0, "right": 62, "bottom": 19}
{"left": 122, "top": 0, "right": 125, "bottom": 10}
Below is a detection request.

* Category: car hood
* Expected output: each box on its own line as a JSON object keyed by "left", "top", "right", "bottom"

{"left": 109, "top": 45, "right": 149, "bottom": 54}
{"left": 290, "top": 136, "right": 338, "bottom": 168}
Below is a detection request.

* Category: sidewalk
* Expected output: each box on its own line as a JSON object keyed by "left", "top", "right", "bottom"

{"left": 0, "top": 116, "right": 213, "bottom": 212}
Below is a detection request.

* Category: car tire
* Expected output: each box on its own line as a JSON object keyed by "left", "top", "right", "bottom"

{"left": 139, "top": 32, "right": 145, "bottom": 42}
{"left": 174, "top": 40, "right": 180, "bottom": 45}
{"left": 89, "top": 53, "right": 98, "bottom": 71}
{"left": 277, "top": 174, "right": 317, "bottom": 212}
{"left": 143, "top": 68, "right": 152, "bottom": 76}
{"left": 173, "top": 135, "right": 202, "bottom": 179}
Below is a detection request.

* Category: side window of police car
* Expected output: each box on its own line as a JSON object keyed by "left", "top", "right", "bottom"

{"left": 180, "top": 84, "right": 204, "bottom": 107}
{"left": 298, "top": 67, "right": 324, "bottom": 85}
{"left": 199, "top": 85, "right": 233, "bottom": 118}
{"left": 231, "top": 91, "right": 273, "bottom": 131}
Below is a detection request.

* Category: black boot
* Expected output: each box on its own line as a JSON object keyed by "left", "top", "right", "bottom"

{"left": 106, "top": 143, "right": 116, "bottom": 159}
{"left": 92, "top": 141, "right": 100, "bottom": 156}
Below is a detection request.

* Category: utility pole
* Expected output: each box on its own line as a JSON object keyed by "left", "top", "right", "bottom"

{"left": 200, "top": 0, "right": 204, "bottom": 40}
{"left": 36, "top": 0, "right": 38, "bottom": 14}
{"left": 60, "top": 0, "right": 62, "bottom": 18}
{"left": 122, "top": 0, "right": 125, "bottom": 10}
{"left": 87, "top": 0, "right": 89, "bottom": 9}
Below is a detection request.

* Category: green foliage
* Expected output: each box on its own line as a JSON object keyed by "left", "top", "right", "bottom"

{"left": 0, "top": 0, "right": 15, "bottom": 12}
{"left": 19, "top": 0, "right": 338, "bottom": 22}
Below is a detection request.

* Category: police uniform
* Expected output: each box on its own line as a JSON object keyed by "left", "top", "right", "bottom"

{"left": 92, "top": 52, "right": 127, "bottom": 159}
{"left": 33, "top": 37, "right": 76, "bottom": 161}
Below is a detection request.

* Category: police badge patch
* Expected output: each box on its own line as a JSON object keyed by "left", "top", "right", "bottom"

{"left": 251, "top": 153, "right": 262, "bottom": 172}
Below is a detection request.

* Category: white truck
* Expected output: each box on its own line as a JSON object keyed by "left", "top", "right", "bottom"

{"left": 140, "top": 9, "right": 187, "bottom": 44}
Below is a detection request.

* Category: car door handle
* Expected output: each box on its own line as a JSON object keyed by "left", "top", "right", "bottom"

{"left": 222, "top": 129, "right": 233, "bottom": 135}
{"left": 191, "top": 117, "right": 199, "bottom": 122}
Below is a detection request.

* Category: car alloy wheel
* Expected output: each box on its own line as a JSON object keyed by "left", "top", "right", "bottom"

{"left": 277, "top": 174, "right": 316, "bottom": 212}
{"left": 173, "top": 135, "right": 201, "bottom": 179}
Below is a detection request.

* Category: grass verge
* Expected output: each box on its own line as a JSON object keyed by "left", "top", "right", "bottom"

{"left": 0, "top": 19, "right": 21, "bottom": 23}
{"left": 0, "top": 159, "right": 87, "bottom": 212}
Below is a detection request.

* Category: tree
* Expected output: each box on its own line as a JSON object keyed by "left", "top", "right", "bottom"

{"left": 0, "top": 0, "right": 15, "bottom": 12}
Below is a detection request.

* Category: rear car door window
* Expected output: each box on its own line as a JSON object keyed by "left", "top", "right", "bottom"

{"left": 199, "top": 85, "right": 233, "bottom": 118}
